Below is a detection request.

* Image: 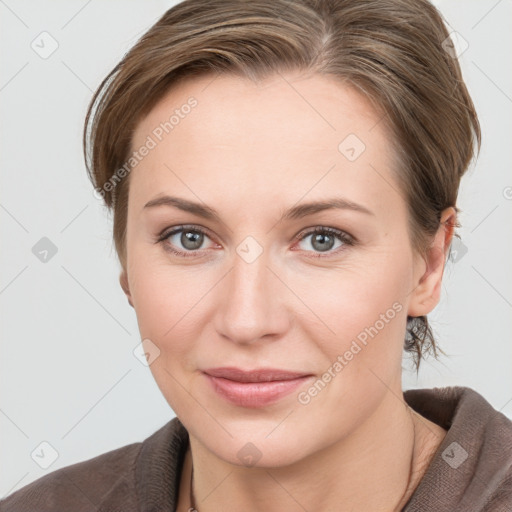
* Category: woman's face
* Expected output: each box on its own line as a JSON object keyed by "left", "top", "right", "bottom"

{"left": 123, "top": 71, "right": 433, "bottom": 466}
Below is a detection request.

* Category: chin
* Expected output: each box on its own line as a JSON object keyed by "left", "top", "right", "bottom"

{"left": 194, "top": 423, "right": 314, "bottom": 469}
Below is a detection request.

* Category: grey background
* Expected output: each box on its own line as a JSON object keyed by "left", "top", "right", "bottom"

{"left": 1, "top": 0, "right": 511, "bottom": 497}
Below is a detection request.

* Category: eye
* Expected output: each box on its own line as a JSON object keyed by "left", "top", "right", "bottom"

{"left": 157, "top": 225, "right": 217, "bottom": 258}
{"left": 293, "top": 226, "right": 354, "bottom": 257}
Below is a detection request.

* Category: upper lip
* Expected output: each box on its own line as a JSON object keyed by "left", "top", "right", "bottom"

{"left": 203, "top": 367, "right": 312, "bottom": 383}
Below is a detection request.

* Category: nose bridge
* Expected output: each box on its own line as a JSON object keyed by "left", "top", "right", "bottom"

{"left": 214, "top": 238, "right": 288, "bottom": 343}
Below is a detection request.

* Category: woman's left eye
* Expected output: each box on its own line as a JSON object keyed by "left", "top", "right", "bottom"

{"left": 294, "top": 227, "right": 354, "bottom": 257}
{"left": 157, "top": 225, "right": 354, "bottom": 259}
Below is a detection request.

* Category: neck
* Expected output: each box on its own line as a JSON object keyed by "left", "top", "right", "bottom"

{"left": 179, "top": 391, "right": 446, "bottom": 512}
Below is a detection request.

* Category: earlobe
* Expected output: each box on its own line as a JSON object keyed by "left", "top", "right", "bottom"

{"left": 119, "top": 270, "right": 134, "bottom": 308}
{"left": 407, "top": 207, "right": 457, "bottom": 318}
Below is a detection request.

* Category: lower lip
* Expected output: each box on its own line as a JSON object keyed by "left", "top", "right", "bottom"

{"left": 204, "top": 374, "right": 313, "bottom": 408}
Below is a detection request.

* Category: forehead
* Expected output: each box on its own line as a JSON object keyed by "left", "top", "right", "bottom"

{"left": 128, "top": 72, "right": 403, "bottom": 220}
{"left": 132, "top": 71, "right": 386, "bottom": 150}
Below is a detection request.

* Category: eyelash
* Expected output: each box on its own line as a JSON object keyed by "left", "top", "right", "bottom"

{"left": 156, "top": 225, "right": 355, "bottom": 259}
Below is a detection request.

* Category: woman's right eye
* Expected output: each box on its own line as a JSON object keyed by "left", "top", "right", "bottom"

{"left": 158, "top": 225, "right": 217, "bottom": 258}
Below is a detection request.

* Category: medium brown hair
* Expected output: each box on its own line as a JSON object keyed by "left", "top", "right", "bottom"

{"left": 83, "top": 0, "right": 481, "bottom": 370}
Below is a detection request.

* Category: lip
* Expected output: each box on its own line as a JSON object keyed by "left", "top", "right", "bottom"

{"left": 203, "top": 367, "right": 313, "bottom": 408}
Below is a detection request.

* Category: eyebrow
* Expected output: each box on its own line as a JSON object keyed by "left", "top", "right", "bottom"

{"left": 143, "top": 195, "right": 374, "bottom": 221}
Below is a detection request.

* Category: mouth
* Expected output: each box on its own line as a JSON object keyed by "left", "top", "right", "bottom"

{"left": 202, "top": 367, "right": 314, "bottom": 408}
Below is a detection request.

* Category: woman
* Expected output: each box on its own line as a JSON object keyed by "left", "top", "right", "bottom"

{"left": 2, "top": 0, "right": 511, "bottom": 510}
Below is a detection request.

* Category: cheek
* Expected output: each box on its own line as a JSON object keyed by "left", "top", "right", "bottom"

{"left": 128, "top": 260, "right": 211, "bottom": 412}
{"left": 128, "top": 247, "right": 221, "bottom": 370}
{"left": 131, "top": 266, "right": 201, "bottom": 342}
{"left": 289, "top": 250, "right": 411, "bottom": 371}
{"left": 289, "top": 264, "right": 409, "bottom": 428}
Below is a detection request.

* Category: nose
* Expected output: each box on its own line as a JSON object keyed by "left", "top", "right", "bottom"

{"left": 213, "top": 243, "right": 290, "bottom": 345}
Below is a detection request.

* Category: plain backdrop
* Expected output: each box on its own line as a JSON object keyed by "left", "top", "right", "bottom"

{"left": 1, "top": 0, "right": 511, "bottom": 497}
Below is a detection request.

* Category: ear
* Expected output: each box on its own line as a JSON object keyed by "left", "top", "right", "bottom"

{"left": 119, "top": 270, "right": 134, "bottom": 308}
{"left": 407, "top": 207, "right": 456, "bottom": 317}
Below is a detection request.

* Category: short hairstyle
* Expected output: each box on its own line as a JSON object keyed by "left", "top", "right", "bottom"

{"left": 83, "top": 0, "right": 481, "bottom": 370}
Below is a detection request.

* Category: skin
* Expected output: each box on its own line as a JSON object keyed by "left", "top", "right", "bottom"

{"left": 120, "top": 71, "right": 453, "bottom": 511}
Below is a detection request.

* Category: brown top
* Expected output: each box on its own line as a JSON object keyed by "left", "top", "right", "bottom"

{"left": 1, "top": 386, "right": 511, "bottom": 511}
